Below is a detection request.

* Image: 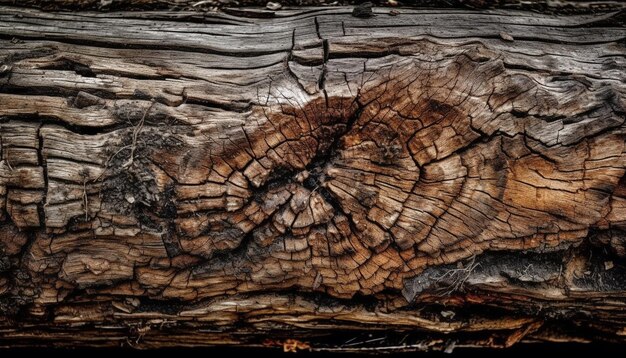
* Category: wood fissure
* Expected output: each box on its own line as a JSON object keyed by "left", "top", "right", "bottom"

{"left": 0, "top": 4, "right": 626, "bottom": 350}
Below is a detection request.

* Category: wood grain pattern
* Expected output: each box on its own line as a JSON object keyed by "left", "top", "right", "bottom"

{"left": 0, "top": 4, "right": 625, "bottom": 350}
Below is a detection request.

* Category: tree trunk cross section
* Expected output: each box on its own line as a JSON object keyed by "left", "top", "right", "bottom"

{"left": 0, "top": 5, "right": 625, "bottom": 350}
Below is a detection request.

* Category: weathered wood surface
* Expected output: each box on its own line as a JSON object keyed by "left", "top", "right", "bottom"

{"left": 0, "top": 4, "right": 626, "bottom": 351}
{"left": 2, "top": 0, "right": 625, "bottom": 12}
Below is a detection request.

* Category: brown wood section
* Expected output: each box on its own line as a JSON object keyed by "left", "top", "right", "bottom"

{"left": 0, "top": 4, "right": 625, "bottom": 351}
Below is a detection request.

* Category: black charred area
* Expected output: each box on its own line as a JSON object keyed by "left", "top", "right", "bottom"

{"left": 39, "top": 58, "right": 96, "bottom": 78}
{"left": 303, "top": 99, "right": 363, "bottom": 200}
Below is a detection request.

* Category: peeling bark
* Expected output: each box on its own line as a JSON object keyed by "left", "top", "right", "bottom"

{"left": 1, "top": 4, "right": 626, "bottom": 351}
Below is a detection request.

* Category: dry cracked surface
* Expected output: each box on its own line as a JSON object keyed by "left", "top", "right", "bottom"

{"left": 0, "top": 5, "right": 626, "bottom": 349}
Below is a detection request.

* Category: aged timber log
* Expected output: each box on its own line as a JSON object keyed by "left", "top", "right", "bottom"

{"left": 0, "top": 3, "right": 626, "bottom": 351}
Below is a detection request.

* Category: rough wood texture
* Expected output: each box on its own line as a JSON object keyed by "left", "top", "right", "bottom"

{"left": 2, "top": 0, "right": 625, "bottom": 12}
{"left": 0, "top": 4, "right": 626, "bottom": 351}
